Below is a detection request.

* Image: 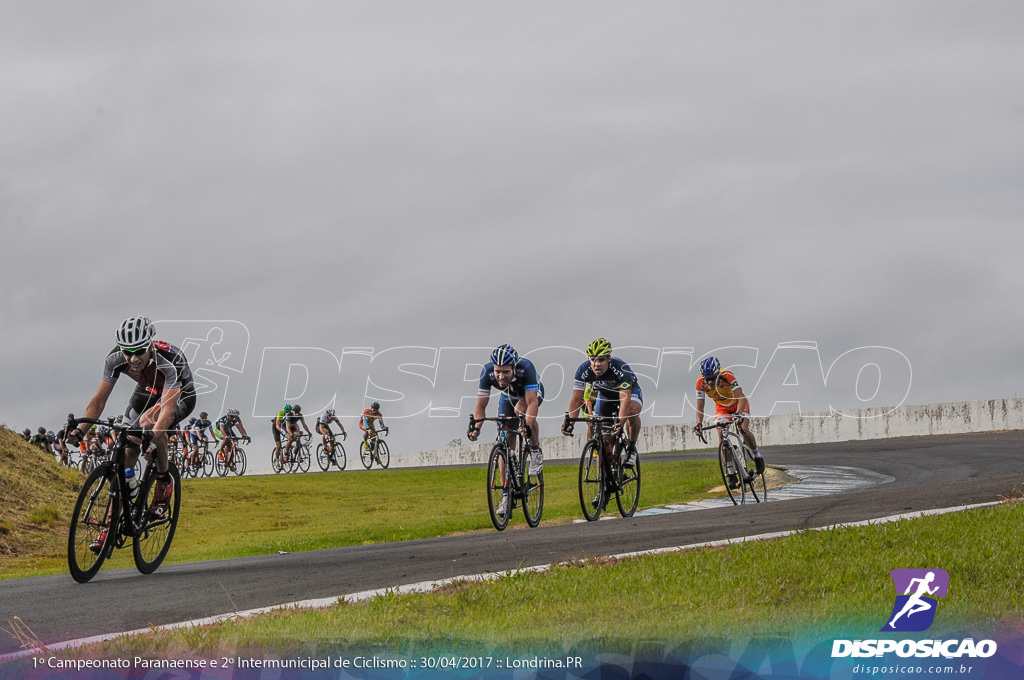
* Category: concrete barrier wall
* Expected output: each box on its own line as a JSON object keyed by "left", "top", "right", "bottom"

{"left": 397, "top": 398, "right": 1023, "bottom": 468}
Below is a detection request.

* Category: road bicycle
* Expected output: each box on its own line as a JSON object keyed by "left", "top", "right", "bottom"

{"left": 272, "top": 433, "right": 311, "bottom": 473}
{"left": 563, "top": 413, "right": 642, "bottom": 521}
{"left": 359, "top": 427, "right": 390, "bottom": 469}
{"left": 215, "top": 436, "right": 249, "bottom": 477}
{"left": 469, "top": 414, "right": 544, "bottom": 531}
{"left": 65, "top": 414, "right": 181, "bottom": 583}
{"left": 317, "top": 431, "right": 347, "bottom": 471}
{"left": 696, "top": 419, "right": 767, "bottom": 505}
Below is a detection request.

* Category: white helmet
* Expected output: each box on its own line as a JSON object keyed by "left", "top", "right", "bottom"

{"left": 115, "top": 316, "right": 155, "bottom": 351}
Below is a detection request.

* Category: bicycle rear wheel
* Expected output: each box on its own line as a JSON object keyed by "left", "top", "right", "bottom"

{"left": 718, "top": 441, "right": 741, "bottom": 505}
{"left": 68, "top": 463, "right": 119, "bottom": 583}
{"left": 578, "top": 441, "right": 604, "bottom": 521}
{"left": 133, "top": 464, "right": 181, "bottom": 574}
{"left": 360, "top": 441, "right": 373, "bottom": 469}
{"left": 317, "top": 443, "right": 331, "bottom": 471}
{"left": 521, "top": 448, "right": 544, "bottom": 528}
{"left": 743, "top": 446, "right": 767, "bottom": 502}
{"left": 377, "top": 441, "right": 390, "bottom": 469}
{"left": 487, "top": 444, "right": 510, "bottom": 531}
{"left": 615, "top": 444, "right": 641, "bottom": 517}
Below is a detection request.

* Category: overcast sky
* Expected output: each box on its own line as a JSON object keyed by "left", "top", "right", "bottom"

{"left": 3, "top": 2, "right": 1022, "bottom": 461}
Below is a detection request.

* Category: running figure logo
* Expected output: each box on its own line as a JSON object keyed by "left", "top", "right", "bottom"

{"left": 882, "top": 568, "right": 949, "bottom": 632}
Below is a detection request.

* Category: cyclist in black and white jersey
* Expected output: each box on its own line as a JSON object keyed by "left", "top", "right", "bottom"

{"left": 67, "top": 316, "right": 196, "bottom": 519}
{"left": 316, "top": 408, "right": 347, "bottom": 451}
{"left": 215, "top": 409, "right": 250, "bottom": 464}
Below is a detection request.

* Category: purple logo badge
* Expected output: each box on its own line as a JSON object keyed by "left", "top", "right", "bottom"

{"left": 882, "top": 568, "right": 949, "bottom": 632}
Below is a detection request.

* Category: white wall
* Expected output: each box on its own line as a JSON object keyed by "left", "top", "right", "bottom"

{"left": 395, "top": 398, "right": 1024, "bottom": 468}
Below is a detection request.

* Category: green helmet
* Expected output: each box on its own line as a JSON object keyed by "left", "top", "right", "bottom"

{"left": 283, "top": 404, "right": 292, "bottom": 413}
{"left": 586, "top": 337, "right": 612, "bottom": 357}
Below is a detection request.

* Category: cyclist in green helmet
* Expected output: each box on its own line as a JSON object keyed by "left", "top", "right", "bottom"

{"left": 562, "top": 337, "right": 643, "bottom": 465}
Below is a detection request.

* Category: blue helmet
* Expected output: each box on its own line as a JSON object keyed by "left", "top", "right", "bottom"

{"left": 700, "top": 356, "right": 721, "bottom": 378}
{"left": 491, "top": 344, "right": 519, "bottom": 367}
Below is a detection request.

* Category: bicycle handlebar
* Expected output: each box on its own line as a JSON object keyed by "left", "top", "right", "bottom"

{"left": 65, "top": 414, "right": 154, "bottom": 449}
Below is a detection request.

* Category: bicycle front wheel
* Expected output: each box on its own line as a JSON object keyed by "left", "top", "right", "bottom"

{"left": 202, "top": 452, "right": 215, "bottom": 477}
{"left": 521, "top": 449, "right": 544, "bottom": 528}
{"left": 68, "top": 463, "right": 119, "bottom": 583}
{"left": 271, "top": 447, "right": 284, "bottom": 474}
{"left": 133, "top": 464, "right": 181, "bottom": 574}
{"left": 744, "top": 447, "right": 767, "bottom": 503}
{"left": 317, "top": 443, "right": 331, "bottom": 471}
{"left": 487, "top": 444, "right": 510, "bottom": 531}
{"left": 718, "top": 441, "right": 740, "bottom": 505}
{"left": 334, "top": 442, "right": 347, "bottom": 470}
{"left": 360, "top": 442, "right": 373, "bottom": 469}
{"left": 615, "top": 445, "right": 641, "bottom": 518}
{"left": 578, "top": 441, "right": 604, "bottom": 521}
{"left": 298, "top": 444, "right": 311, "bottom": 473}
{"left": 215, "top": 450, "right": 229, "bottom": 477}
{"left": 233, "top": 448, "right": 247, "bottom": 476}
{"left": 377, "top": 441, "right": 390, "bottom": 469}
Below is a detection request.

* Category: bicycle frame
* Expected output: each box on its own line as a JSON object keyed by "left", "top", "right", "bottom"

{"left": 698, "top": 419, "right": 766, "bottom": 505}
{"left": 563, "top": 412, "right": 642, "bottom": 520}
{"left": 65, "top": 414, "right": 182, "bottom": 582}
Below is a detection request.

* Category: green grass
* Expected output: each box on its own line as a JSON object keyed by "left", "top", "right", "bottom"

{"left": 58, "top": 501, "right": 1024, "bottom": 658}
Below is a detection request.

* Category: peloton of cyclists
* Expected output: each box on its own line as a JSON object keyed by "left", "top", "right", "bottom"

{"left": 692, "top": 356, "right": 763, "bottom": 488}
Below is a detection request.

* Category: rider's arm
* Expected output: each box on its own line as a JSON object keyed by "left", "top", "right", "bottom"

{"left": 732, "top": 387, "right": 749, "bottom": 416}
{"left": 301, "top": 416, "right": 311, "bottom": 434}
{"left": 694, "top": 396, "right": 705, "bottom": 431}
{"left": 468, "top": 394, "right": 489, "bottom": 441}
{"left": 73, "top": 380, "right": 115, "bottom": 441}
{"left": 237, "top": 421, "right": 249, "bottom": 437}
{"left": 152, "top": 387, "right": 180, "bottom": 444}
{"left": 566, "top": 388, "right": 585, "bottom": 420}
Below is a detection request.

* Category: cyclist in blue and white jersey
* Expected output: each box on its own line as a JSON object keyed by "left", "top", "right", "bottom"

{"left": 468, "top": 344, "right": 545, "bottom": 476}
{"left": 193, "top": 411, "right": 217, "bottom": 450}
{"left": 561, "top": 337, "right": 642, "bottom": 466}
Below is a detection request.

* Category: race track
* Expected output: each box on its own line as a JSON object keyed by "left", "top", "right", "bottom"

{"left": 2, "top": 431, "right": 1022, "bottom": 656}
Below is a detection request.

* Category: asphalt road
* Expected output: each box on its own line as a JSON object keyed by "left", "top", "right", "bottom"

{"left": 2, "top": 431, "right": 1022, "bottom": 656}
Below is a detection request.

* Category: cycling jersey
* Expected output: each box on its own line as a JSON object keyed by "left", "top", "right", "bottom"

{"left": 696, "top": 371, "right": 741, "bottom": 406}
{"left": 317, "top": 413, "right": 339, "bottom": 427}
{"left": 217, "top": 414, "right": 239, "bottom": 435}
{"left": 193, "top": 418, "right": 215, "bottom": 437}
{"left": 696, "top": 370, "right": 748, "bottom": 416}
{"left": 360, "top": 408, "right": 383, "bottom": 430}
{"left": 477, "top": 358, "right": 543, "bottom": 401}
{"left": 103, "top": 340, "right": 195, "bottom": 397}
{"left": 573, "top": 357, "right": 643, "bottom": 399}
